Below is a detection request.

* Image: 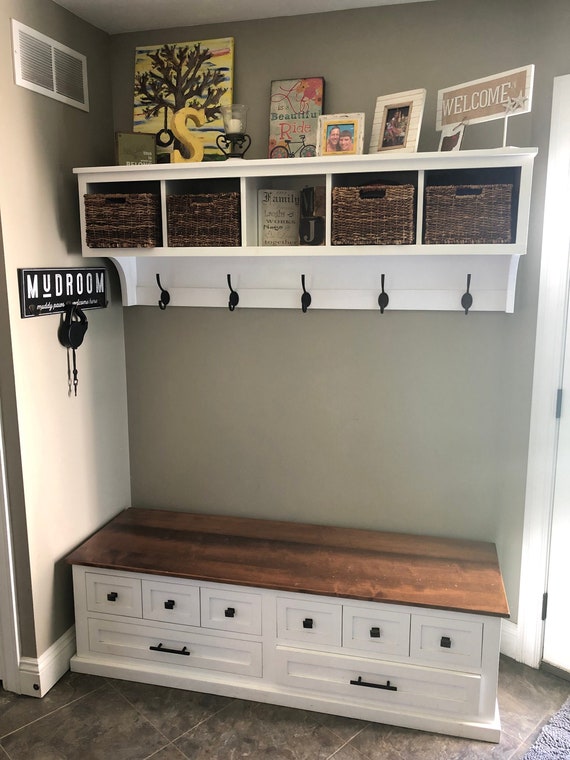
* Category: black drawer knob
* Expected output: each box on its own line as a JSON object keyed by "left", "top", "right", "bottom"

{"left": 106, "top": 592, "right": 118, "bottom": 602}
{"left": 302, "top": 618, "right": 314, "bottom": 629}
{"left": 224, "top": 607, "right": 236, "bottom": 618}
{"left": 440, "top": 636, "right": 452, "bottom": 649}
{"left": 164, "top": 599, "right": 175, "bottom": 610}
{"left": 370, "top": 627, "right": 381, "bottom": 638}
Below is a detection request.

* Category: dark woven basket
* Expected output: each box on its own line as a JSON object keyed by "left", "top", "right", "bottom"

{"left": 167, "top": 193, "right": 241, "bottom": 247}
{"left": 424, "top": 184, "right": 513, "bottom": 244}
{"left": 331, "top": 184, "right": 415, "bottom": 245}
{"left": 84, "top": 193, "right": 161, "bottom": 248}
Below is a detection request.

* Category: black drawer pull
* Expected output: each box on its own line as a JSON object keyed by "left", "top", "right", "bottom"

{"left": 302, "top": 618, "right": 314, "bottom": 629}
{"left": 440, "top": 636, "right": 452, "bottom": 648}
{"left": 370, "top": 627, "right": 381, "bottom": 638}
{"left": 149, "top": 643, "right": 190, "bottom": 656}
{"left": 224, "top": 607, "right": 236, "bottom": 618}
{"left": 164, "top": 599, "right": 175, "bottom": 610}
{"left": 350, "top": 676, "right": 397, "bottom": 692}
{"left": 106, "top": 592, "right": 118, "bottom": 602}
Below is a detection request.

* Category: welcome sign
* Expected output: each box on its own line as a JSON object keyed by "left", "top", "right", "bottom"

{"left": 436, "top": 65, "right": 534, "bottom": 130}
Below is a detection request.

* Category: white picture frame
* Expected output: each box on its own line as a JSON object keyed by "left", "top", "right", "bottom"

{"left": 316, "top": 113, "right": 365, "bottom": 156}
{"left": 369, "top": 89, "right": 426, "bottom": 153}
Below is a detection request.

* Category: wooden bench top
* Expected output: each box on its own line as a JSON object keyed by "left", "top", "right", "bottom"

{"left": 66, "top": 508, "right": 509, "bottom": 617}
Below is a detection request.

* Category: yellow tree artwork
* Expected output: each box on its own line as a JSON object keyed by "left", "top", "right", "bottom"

{"left": 133, "top": 38, "right": 234, "bottom": 162}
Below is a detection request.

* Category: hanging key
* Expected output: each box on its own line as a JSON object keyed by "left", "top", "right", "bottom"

{"left": 72, "top": 347, "right": 79, "bottom": 396}
{"left": 58, "top": 304, "right": 88, "bottom": 397}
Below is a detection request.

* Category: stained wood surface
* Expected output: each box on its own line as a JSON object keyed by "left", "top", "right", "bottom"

{"left": 66, "top": 508, "right": 509, "bottom": 617}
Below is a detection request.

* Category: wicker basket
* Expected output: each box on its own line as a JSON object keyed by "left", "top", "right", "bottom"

{"left": 331, "top": 184, "right": 415, "bottom": 245}
{"left": 167, "top": 193, "right": 241, "bottom": 247}
{"left": 424, "top": 184, "right": 513, "bottom": 244}
{"left": 84, "top": 193, "right": 161, "bottom": 248}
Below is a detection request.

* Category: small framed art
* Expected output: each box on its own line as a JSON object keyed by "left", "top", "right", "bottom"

{"left": 369, "top": 89, "right": 426, "bottom": 153}
{"left": 317, "top": 113, "right": 365, "bottom": 156}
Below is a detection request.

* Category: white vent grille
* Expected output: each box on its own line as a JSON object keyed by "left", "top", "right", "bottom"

{"left": 11, "top": 20, "right": 89, "bottom": 111}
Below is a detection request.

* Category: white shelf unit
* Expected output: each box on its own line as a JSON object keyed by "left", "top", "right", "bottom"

{"left": 74, "top": 148, "right": 537, "bottom": 312}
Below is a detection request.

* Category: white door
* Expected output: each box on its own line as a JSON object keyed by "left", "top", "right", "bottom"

{"left": 542, "top": 284, "right": 570, "bottom": 674}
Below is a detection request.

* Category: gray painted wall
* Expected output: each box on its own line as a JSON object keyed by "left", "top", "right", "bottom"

{"left": 110, "top": 0, "right": 569, "bottom": 622}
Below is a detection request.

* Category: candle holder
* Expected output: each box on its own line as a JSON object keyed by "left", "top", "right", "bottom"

{"left": 217, "top": 104, "right": 251, "bottom": 159}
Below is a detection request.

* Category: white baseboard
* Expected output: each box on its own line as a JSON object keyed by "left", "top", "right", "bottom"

{"left": 19, "top": 626, "right": 76, "bottom": 697}
{"left": 500, "top": 618, "right": 520, "bottom": 662}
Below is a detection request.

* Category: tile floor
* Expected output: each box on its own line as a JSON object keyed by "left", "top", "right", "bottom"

{"left": 0, "top": 656, "right": 568, "bottom": 759}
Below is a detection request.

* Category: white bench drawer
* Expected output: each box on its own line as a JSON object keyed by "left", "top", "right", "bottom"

{"left": 142, "top": 578, "right": 200, "bottom": 626}
{"left": 87, "top": 618, "right": 262, "bottom": 677}
{"left": 274, "top": 647, "right": 481, "bottom": 718}
{"left": 85, "top": 572, "right": 142, "bottom": 618}
{"left": 410, "top": 614, "right": 483, "bottom": 669}
{"left": 201, "top": 586, "right": 262, "bottom": 635}
{"left": 343, "top": 604, "right": 410, "bottom": 657}
{"left": 277, "top": 597, "right": 342, "bottom": 647}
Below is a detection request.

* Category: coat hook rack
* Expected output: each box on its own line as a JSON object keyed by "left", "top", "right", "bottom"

{"left": 377, "top": 274, "right": 389, "bottom": 314}
{"left": 156, "top": 274, "right": 170, "bottom": 310}
{"left": 461, "top": 273, "right": 473, "bottom": 315}
{"left": 227, "top": 274, "right": 239, "bottom": 311}
{"left": 301, "top": 274, "right": 312, "bottom": 313}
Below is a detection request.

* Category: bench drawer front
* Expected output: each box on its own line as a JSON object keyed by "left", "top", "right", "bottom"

{"left": 274, "top": 647, "right": 481, "bottom": 718}
{"left": 87, "top": 618, "right": 262, "bottom": 677}
{"left": 142, "top": 579, "right": 200, "bottom": 626}
{"left": 343, "top": 605, "right": 410, "bottom": 657}
{"left": 200, "top": 586, "right": 262, "bottom": 635}
{"left": 277, "top": 597, "right": 342, "bottom": 647}
{"left": 85, "top": 572, "right": 142, "bottom": 618}
{"left": 410, "top": 614, "right": 483, "bottom": 669}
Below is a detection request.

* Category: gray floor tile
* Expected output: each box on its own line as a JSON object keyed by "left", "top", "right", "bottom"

{"left": 174, "top": 699, "right": 346, "bottom": 759}
{"left": 0, "top": 671, "right": 104, "bottom": 739}
{"left": 0, "top": 683, "right": 168, "bottom": 760}
{"left": 110, "top": 679, "right": 233, "bottom": 741}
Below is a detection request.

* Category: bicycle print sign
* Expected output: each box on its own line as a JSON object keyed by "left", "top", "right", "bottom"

{"left": 268, "top": 77, "right": 324, "bottom": 158}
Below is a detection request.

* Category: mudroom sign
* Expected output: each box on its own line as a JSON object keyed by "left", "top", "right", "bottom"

{"left": 17, "top": 267, "right": 107, "bottom": 318}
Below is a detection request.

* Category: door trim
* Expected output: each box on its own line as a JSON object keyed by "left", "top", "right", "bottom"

{"left": 0, "top": 402, "right": 22, "bottom": 692}
{"left": 518, "top": 74, "right": 570, "bottom": 667}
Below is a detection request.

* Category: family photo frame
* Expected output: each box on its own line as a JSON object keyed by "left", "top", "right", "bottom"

{"left": 317, "top": 113, "right": 365, "bottom": 156}
{"left": 369, "top": 89, "right": 426, "bottom": 153}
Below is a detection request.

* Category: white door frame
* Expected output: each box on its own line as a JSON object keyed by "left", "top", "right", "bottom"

{"left": 0, "top": 401, "right": 21, "bottom": 692}
{"left": 517, "top": 74, "right": 570, "bottom": 668}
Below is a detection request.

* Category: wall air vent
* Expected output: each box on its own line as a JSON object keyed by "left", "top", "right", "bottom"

{"left": 11, "top": 20, "right": 89, "bottom": 112}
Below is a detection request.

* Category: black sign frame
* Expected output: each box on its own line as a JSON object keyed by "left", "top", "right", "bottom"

{"left": 17, "top": 267, "right": 108, "bottom": 318}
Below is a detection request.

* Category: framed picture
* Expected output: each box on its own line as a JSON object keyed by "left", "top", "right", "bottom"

{"left": 438, "top": 123, "right": 465, "bottom": 152}
{"left": 369, "top": 89, "right": 426, "bottom": 153}
{"left": 268, "top": 77, "right": 324, "bottom": 158}
{"left": 115, "top": 132, "right": 156, "bottom": 165}
{"left": 317, "top": 113, "right": 365, "bottom": 156}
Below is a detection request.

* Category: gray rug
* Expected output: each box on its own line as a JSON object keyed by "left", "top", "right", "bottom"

{"left": 524, "top": 697, "right": 570, "bottom": 759}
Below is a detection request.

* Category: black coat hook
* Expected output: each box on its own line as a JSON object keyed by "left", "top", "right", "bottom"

{"left": 301, "top": 274, "right": 312, "bottom": 313}
{"left": 378, "top": 274, "right": 389, "bottom": 314}
{"left": 156, "top": 274, "right": 170, "bottom": 310}
{"left": 227, "top": 274, "right": 239, "bottom": 311}
{"left": 461, "top": 273, "right": 473, "bottom": 315}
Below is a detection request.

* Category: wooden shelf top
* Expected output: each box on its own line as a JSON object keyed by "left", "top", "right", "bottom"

{"left": 66, "top": 508, "right": 509, "bottom": 617}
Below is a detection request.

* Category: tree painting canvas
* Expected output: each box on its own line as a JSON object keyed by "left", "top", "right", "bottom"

{"left": 134, "top": 38, "right": 234, "bottom": 162}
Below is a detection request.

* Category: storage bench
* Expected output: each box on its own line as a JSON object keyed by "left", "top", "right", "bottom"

{"left": 66, "top": 508, "right": 509, "bottom": 742}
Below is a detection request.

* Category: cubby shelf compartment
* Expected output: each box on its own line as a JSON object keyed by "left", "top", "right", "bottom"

{"left": 74, "top": 148, "right": 536, "bottom": 312}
